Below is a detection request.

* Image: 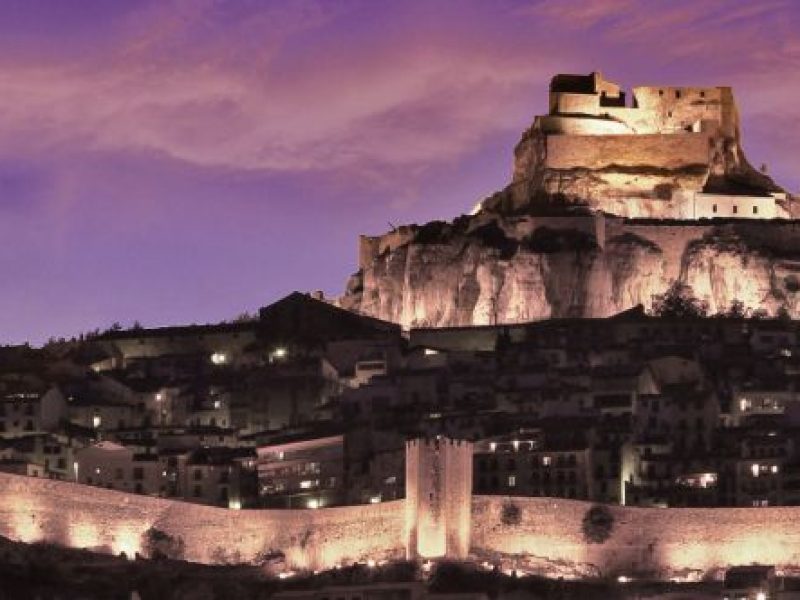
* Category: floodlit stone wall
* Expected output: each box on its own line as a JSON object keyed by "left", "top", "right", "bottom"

{"left": 471, "top": 495, "right": 800, "bottom": 578}
{"left": 6, "top": 472, "right": 800, "bottom": 578}
{"left": 0, "top": 473, "right": 406, "bottom": 569}
{"left": 545, "top": 133, "right": 710, "bottom": 171}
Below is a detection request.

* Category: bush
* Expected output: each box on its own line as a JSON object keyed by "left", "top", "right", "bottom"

{"left": 582, "top": 504, "right": 614, "bottom": 544}
{"left": 500, "top": 501, "right": 522, "bottom": 526}
{"left": 141, "top": 527, "right": 185, "bottom": 560}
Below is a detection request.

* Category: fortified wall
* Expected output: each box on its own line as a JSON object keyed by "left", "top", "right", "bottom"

{"left": 4, "top": 451, "right": 800, "bottom": 578}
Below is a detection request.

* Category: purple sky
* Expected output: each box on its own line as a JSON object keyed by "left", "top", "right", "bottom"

{"left": 2, "top": 0, "right": 799, "bottom": 345}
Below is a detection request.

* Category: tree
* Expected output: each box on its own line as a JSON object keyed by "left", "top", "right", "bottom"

{"left": 723, "top": 299, "right": 748, "bottom": 318}
{"left": 141, "top": 527, "right": 185, "bottom": 560}
{"left": 650, "top": 282, "right": 708, "bottom": 318}
{"left": 582, "top": 504, "right": 614, "bottom": 544}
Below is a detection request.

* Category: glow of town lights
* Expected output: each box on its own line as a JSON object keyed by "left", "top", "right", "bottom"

{"left": 278, "top": 571, "right": 295, "bottom": 579}
{"left": 273, "top": 347, "right": 287, "bottom": 358}
{"left": 367, "top": 559, "right": 376, "bottom": 568}
{"left": 617, "top": 575, "right": 632, "bottom": 583}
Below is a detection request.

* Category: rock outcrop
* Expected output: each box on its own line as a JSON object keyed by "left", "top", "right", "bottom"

{"left": 338, "top": 72, "right": 798, "bottom": 328}
{"left": 340, "top": 215, "right": 800, "bottom": 328}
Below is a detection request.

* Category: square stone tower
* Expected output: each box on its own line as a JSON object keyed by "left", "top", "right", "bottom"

{"left": 405, "top": 437, "right": 473, "bottom": 560}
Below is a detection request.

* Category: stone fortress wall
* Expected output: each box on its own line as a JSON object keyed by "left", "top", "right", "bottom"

{"left": 0, "top": 473, "right": 406, "bottom": 570}
{"left": 5, "top": 446, "right": 800, "bottom": 578}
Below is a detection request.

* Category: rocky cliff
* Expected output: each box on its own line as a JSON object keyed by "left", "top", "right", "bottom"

{"left": 338, "top": 73, "right": 798, "bottom": 328}
{"left": 340, "top": 215, "right": 800, "bottom": 328}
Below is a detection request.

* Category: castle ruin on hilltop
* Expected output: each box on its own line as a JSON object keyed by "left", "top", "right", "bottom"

{"left": 489, "top": 71, "right": 790, "bottom": 219}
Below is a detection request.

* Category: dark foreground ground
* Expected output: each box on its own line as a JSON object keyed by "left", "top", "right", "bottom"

{"left": 0, "top": 536, "right": 721, "bottom": 600}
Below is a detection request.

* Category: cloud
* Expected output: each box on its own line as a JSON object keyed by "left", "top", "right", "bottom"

{"left": 0, "top": 0, "right": 555, "bottom": 184}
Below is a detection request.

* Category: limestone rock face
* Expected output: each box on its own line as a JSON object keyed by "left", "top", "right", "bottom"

{"left": 340, "top": 217, "right": 800, "bottom": 328}
{"left": 339, "top": 73, "right": 798, "bottom": 327}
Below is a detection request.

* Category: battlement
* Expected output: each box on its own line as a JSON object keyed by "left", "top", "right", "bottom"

{"left": 542, "top": 71, "right": 738, "bottom": 139}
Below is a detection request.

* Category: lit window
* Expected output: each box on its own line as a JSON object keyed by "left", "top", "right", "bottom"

{"left": 300, "top": 480, "right": 315, "bottom": 489}
{"left": 512, "top": 440, "right": 520, "bottom": 451}
{"left": 771, "top": 465, "right": 779, "bottom": 474}
{"left": 542, "top": 456, "right": 552, "bottom": 467}
{"left": 307, "top": 498, "right": 320, "bottom": 509}
{"left": 489, "top": 442, "right": 497, "bottom": 452}
{"left": 95, "top": 467, "right": 101, "bottom": 475}
{"left": 370, "top": 496, "right": 381, "bottom": 504}
{"left": 508, "top": 475, "right": 516, "bottom": 487}
{"left": 213, "top": 399, "right": 221, "bottom": 409}
{"left": 228, "top": 499, "right": 242, "bottom": 510}
{"left": 752, "top": 464, "right": 760, "bottom": 477}
{"left": 92, "top": 415, "right": 101, "bottom": 429}
{"left": 210, "top": 352, "right": 227, "bottom": 365}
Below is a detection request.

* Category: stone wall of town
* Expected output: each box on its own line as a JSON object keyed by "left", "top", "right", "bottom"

{"left": 471, "top": 495, "right": 800, "bottom": 579}
{"left": 0, "top": 473, "right": 406, "bottom": 570}
{"left": 6, "top": 472, "right": 800, "bottom": 577}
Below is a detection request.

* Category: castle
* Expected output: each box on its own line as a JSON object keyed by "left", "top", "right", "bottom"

{"left": 497, "top": 71, "right": 790, "bottom": 219}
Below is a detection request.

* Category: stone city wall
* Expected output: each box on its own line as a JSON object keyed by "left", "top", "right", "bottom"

{"left": 472, "top": 495, "right": 800, "bottom": 579}
{"left": 5, "top": 472, "right": 800, "bottom": 578}
{"left": 0, "top": 473, "right": 406, "bottom": 570}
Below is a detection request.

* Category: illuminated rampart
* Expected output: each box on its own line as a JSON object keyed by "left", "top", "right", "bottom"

{"left": 2, "top": 473, "right": 798, "bottom": 578}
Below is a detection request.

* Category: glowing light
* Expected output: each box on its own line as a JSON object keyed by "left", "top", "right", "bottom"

{"left": 70, "top": 521, "right": 100, "bottom": 549}
{"left": 278, "top": 571, "right": 295, "bottom": 579}
{"left": 112, "top": 525, "right": 141, "bottom": 558}
{"left": 508, "top": 475, "right": 516, "bottom": 487}
{"left": 772, "top": 465, "right": 779, "bottom": 474}
{"left": 307, "top": 499, "right": 320, "bottom": 509}
{"left": 155, "top": 393, "right": 163, "bottom": 402}
{"left": 542, "top": 456, "right": 552, "bottom": 466}
{"left": 370, "top": 496, "right": 381, "bottom": 504}
{"left": 756, "top": 592, "right": 766, "bottom": 600}
{"left": 271, "top": 347, "right": 287, "bottom": 361}
{"left": 424, "top": 348, "right": 439, "bottom": 356}
{"left": 366, "top": 559, "right": 376, "bottom": 568}
{"left": 752, "top": 464, "right": 760, "bottom": 477}
{"left": 92, "top": 415, "right": 101, "bottom": 428}
{"left": 213, "top": 399, "right": 221, "bottom": 409}
{"left": 512, "top": 440, "right": 520, "bottom": 451}
{"left": 210, "top": 352, "right": 227, "bottom": 365}
{"left": 489, "top": 442, "right": 497, "bottom": 452}
{"left": 617, "top": 575, "right": 631, "bottom": 583}
{"left": 228, "top": 499, "right": 242, "bottom": 510}
{"left": 300, "top": 480, "right": 315, "bottom": 489}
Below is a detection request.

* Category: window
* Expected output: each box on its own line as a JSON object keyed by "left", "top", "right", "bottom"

{"left": 193, "top": 485, "right": 202, "bottom": 497}
{"left": 542, "top": 456, "right": 552, "bottom": 467}
{"left": 700, "top": 90, "right": 706, "bottom": 98}
{"left": 712, "top": 204, "right": 717, "bottom": 213}
{"left": 193, "top": 469, "right": 203, "bottom": 481}
{"left": 733, "top": 205, "right": 738, "bottom": 214}
{"left": 508, "top": 475, "right": 516, "bottom": 487}
{"left": 675, "top": 89, "right": 682, "bottom": 99}
{"left": 753, "top": 206, "right": 758, "bottom": 215}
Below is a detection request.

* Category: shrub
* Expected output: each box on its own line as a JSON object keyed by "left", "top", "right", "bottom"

{"left": 500, "top": 501, "right": 522, "bottom": 526}
{"left": 141, "top": 527, "right": 185, "bottom": 560}
{"left": 582, "top": 504, "right": 614, "bottom": 544}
